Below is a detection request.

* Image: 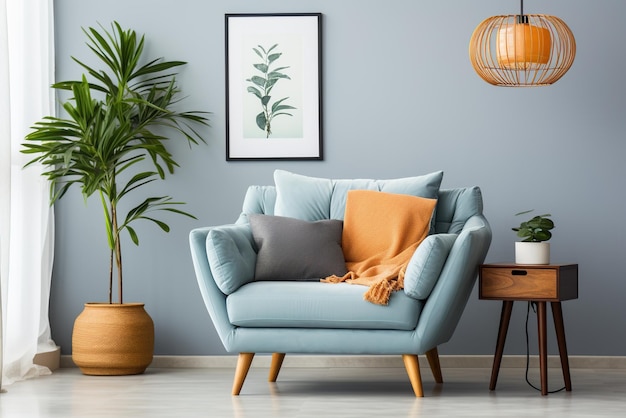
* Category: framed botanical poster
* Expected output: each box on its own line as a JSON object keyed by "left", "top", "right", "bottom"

{"left": 225, "top": 13, "right": 323, "bottom": 160}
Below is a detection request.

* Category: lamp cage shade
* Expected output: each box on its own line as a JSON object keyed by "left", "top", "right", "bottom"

{"left": 469, "top": 14, "right": 575, "bottom": 86}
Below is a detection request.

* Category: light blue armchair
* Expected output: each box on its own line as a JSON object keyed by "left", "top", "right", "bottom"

{"left": 189, "top": 171, "right": 491, "bottom": 396}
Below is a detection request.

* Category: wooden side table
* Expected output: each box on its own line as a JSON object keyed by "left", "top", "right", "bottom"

{"left": 479, "top": 263, "right": 578, "bottom": 395}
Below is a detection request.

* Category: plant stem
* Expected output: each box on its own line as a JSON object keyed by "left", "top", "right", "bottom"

{"left": 262, "top": 54, "right": 271, "bottom": 138}
{"left": 104, "top": 189, "right": 115, "bottom": 304}
{"left": 263, "top": 103, "right": 271, "bottom": 138}
{"left": 108, "top": 248, "right": 113, "bottom": 304}
{"left": 111, "top": 202, "right": 123, "bottom": 304}
{"left": 117, "top": 237, "right": 123, "bottom": 304}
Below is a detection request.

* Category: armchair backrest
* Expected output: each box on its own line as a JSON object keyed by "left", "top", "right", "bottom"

{"left": 240, "top": 185, "right": 485, "bottom": 235}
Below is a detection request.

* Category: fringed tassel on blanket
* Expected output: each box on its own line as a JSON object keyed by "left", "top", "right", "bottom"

{"left": 323, "top": 268, "right": 407, "bottom": 305}
{"left": 363, "top": 271, "right": 406, "bottom": 305}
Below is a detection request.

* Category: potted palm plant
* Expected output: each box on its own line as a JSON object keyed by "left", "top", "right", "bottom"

{"left": 512, "top": 210, "right": 555, "bottom": 265}
{"left": 21, "top": 22, "right": 209, "bottom": 375}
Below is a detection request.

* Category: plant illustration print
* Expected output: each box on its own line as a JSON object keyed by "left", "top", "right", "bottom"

{"left": 246, "top": 44, "right": 296, "bottom": 138}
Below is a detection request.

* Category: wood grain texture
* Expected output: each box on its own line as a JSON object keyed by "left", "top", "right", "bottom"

{"left": 268, "top": 353, "right": 285, "bottom": 382}
{"left": 3, "top": 367, "right": 625, "bottom": 416}
{"left": 232, "top": 353, "right": 255, "bottom": 395}
{"left": 402, "top": 354, "right": 424, "bottom": 397}
{"left": 479, "top": 264, "right": 578, "bottom": 301}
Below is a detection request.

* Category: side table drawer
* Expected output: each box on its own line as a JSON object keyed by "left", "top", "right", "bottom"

{"left": 479, "top": 264, "right": 578, "bottom": 301}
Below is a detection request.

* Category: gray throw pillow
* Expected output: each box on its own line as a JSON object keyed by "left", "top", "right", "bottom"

{"left": 248, "top": 214, "right": 348, "bottom": 281}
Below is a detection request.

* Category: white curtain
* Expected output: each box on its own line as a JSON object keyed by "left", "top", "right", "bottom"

{"left": 1, "top": 0, "right": 56, "bottom": 387}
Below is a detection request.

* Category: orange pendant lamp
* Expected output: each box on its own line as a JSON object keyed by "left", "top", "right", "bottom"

{"left": 469, "top": 0, "right": 576, "bottom": 86}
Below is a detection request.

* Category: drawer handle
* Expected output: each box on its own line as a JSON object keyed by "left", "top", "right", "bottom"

{"left": 512, "top": 270, "right": 528, "bottom": 276}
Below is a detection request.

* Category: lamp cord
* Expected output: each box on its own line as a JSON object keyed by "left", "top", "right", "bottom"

{"left": 525, "top": 301, "right": 566, "bottom": 393}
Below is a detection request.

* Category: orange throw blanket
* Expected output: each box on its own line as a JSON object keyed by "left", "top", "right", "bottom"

{"left": 322, "top": 190, "right": 437, "bottom": 305}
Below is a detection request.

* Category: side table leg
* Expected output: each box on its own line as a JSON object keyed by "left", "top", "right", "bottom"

{"left": 551, "top": 302, "right": 572, "bottom": 391}
{"left": 537, "top": 302, "right": 548, "bottom": 396}
{"left": 490, "top": 301, "right": 514, "bottom": 391}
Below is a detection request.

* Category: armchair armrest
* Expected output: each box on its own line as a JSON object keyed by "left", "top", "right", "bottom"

{"left": 190, "top": 223, "right": 257, "bottom": 351}
{"left": 414, "top": 214, "right": 492, "bottom": 352}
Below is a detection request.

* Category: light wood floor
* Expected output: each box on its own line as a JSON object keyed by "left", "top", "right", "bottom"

{"left": 1, "top": 366, "right": 625, "bottom": 417}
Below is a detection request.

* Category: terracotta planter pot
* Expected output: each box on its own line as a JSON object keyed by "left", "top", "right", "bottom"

{"left": 72, "top": 302, "right": 154, "bottom": 375}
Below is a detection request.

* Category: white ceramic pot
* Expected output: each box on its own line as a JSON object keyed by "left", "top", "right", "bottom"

{"left": 515, "top": 241, "right": 550, "bottom": 265}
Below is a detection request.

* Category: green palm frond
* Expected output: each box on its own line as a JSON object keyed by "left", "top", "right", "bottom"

{"left": 22, "top": 21, "right": 210, "bottom": 303}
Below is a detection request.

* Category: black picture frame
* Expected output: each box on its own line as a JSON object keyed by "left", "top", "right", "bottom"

{"left": 225, "top": 13, "right": 323, "bottom": 161}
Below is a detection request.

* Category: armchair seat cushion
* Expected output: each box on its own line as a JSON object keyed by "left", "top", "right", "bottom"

{"left": 226, "top": 281, "right": 424, "bottom": 330}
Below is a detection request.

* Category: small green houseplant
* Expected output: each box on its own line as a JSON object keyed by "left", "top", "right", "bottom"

{"left": 512, "top": 210, "right": 555, "bottom": 242}
{"left": 21, "top": 22, "right": 209, "bottom": 375}
{"left": 512, "top": 210, "right": 555, "bottom": 264}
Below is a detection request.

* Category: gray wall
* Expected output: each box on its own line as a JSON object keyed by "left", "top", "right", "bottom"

{"left": 51, "top": 0, "right": 626, "bottom": 357}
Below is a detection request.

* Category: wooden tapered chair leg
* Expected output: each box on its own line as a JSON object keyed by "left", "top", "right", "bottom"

{"left": 425, "top": 347, "right": 443, "bottom": 383}
{"left": 402, "top": 354, "right": 424, "bottom": 397}
{"left": 232, "top": 353, "right": 255, "bottom": 395}
{"left": 268, "top": 353, "right": 286, "bottom": 382}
